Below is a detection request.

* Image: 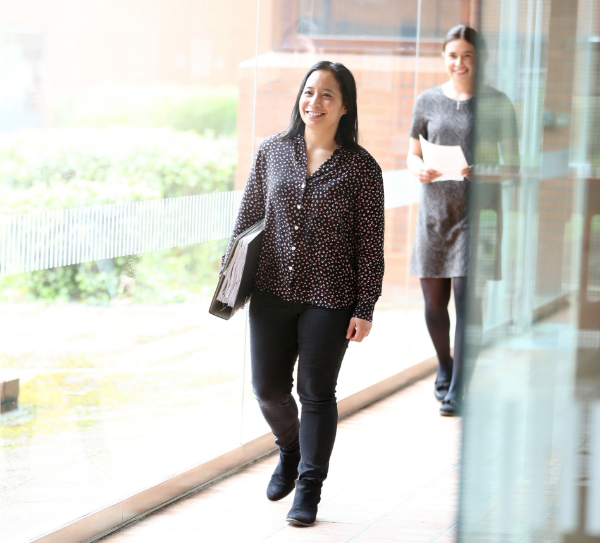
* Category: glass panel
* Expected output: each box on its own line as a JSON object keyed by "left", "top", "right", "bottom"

{"left": 588, "top": 215, "right": 600, "bottom": 302}
{"left": 460, "top": 0, "right": 600, "bottom": 541}
{"left": 0, "top": 1, "right": 259, "bottom": 540}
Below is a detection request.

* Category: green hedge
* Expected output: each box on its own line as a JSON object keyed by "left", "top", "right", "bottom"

{"left": 0, "top": 127, "right": 236, "bottom": 303}
{"left": 0, "top": 126, "right": 236, "bottom": 207}
{"left": 52, "top": 85, "right": 238, "bottom": 137}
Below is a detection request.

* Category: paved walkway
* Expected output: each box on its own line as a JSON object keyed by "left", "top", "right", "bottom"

{"left": 100, "top": 373, "right": 461, "bottom": 543}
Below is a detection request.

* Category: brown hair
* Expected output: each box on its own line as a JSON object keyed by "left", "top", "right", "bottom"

{"left": 442, "top": 24, "right": 485, "bottom": 54}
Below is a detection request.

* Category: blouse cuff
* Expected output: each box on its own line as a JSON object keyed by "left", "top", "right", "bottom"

{"left": 353, "top": 298, "right": 376, "bottom": 322}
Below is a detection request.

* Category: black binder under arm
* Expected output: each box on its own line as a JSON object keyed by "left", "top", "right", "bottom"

{"left": 209, "top": 219, "right": 265, "bottom": 320}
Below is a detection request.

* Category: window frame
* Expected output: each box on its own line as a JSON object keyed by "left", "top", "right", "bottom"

{"left": 271, "top": 0, "right": 473, "bottom": 56}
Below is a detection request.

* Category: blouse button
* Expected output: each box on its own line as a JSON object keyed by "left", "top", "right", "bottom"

{"left": 301, "top": 183, "right": 306, "bottom": 188}
{"left": 296, "top": 204, "right": 301, "bottom": 209}
{"left": 288, "top": 266, "right": 293, "bottom": 271}
{"left": 294, "top": 225, "right": 299, "bottom": 230}
{"left": 291, "top": 246, "right": 296, "bottom": 251}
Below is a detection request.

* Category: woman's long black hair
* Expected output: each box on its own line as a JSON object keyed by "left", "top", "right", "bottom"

{"left": 279, "top": 60, "right": 360, "bottom": 152}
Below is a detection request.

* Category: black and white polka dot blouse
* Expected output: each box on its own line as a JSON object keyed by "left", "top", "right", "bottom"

{"left": 225, "top": 134, "right": 385, "bottom": 322}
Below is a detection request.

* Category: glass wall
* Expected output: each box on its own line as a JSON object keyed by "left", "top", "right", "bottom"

{"left": 0, "top": 3, "right": 259, "bottom": 541}
{"left": 1, "top": 1, "right": 472, "bottom": 541}
{"left": 460, "top": 0, "right": 600, "bottom": 541}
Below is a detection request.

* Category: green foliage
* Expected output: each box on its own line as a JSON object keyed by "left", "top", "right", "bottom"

{"left": 0, "top": 368, "right": 237, "bottom": 444}
{"left": 1, "top": 127, "right": 236, "bottom": 303}
{"left": 0, "top": 126, "right": 236, "bottom": 208}
{"left": 51, "top": 84, "right": 238, "bottom": 137}
{"left": 133, "top": 240, "right": 228, "bottom": 304}
{"left": 2, "top": 239, "right": 228, "bottom": 305}
{"left": 16, "top": 257, "right": 132, "bottom": 304}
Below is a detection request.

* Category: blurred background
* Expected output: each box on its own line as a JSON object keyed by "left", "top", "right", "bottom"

{"left": 0, "top": 0, "right": 598, "bottom": 542}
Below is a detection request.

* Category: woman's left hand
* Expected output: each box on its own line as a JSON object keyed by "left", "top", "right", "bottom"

{"left": 346, "top": 317, "right": 372, "bottom": 342}
{"left": 461, "top": 166, "right": 472, "bottom": 181}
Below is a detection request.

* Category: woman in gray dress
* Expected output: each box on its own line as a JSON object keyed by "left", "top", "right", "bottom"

{"left": 407, "top": 25, "right": 519, "bottom": 416}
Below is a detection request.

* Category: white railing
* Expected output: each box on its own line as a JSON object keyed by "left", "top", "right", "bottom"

{"left": 0, "top": 191, "right": 243, "bottom": 277}
{"left": 0, "top": 170, "right": 418, "bottom": 277}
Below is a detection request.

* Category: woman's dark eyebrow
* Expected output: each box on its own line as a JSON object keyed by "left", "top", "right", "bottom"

{"left": 304, "top": 86, "right": 337, "bottom": 94}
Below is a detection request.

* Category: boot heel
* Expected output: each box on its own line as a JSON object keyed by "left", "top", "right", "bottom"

{"left": 286, "top": 479, "right": 321, "bottom": 526}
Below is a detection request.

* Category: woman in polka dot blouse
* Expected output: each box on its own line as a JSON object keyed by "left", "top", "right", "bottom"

{"left": 224, "top": 60, "right": 385, "bottom": 526}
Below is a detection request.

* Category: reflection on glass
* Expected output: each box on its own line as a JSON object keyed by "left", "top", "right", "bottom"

{"left": 587, "top": 215, "right": 600, "bottom": 302}
{"left": 460, "top": 0, "right": 600, "bottom": 541}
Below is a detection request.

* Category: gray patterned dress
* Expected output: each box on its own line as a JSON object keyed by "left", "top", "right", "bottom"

{"left": 409, "top": 85, "right": 518, "bottom": 280}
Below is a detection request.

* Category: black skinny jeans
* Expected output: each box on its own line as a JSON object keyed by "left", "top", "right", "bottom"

{"left": 249, "top": 289, "right": 353, "bottom": 484}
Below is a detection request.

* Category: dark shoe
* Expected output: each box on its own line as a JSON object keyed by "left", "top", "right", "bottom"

{"left": 434, "top": 379, "right": 451, "bottom": 401}
{"left": 435, "top": 358, "right": 453, "bottom": 401}
{"left": 266, "top": 448, "right": 301, "bottom": 501}
{"left": 440, "top": 398, "right": 461, "bottom": 417}
{"left": 286, "top": 479, "right": 322, "bottom": 526}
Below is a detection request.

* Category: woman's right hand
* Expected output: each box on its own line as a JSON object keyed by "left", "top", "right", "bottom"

{"left": 418, "top": 168, "right": 441, "bottom": 184}
{"left": 407, "top": 140, "right": 440, "bottom": 183}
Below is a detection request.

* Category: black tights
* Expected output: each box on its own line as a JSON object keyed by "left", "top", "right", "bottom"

{"left": 420, "top": 277, "right": 481, "bottom": 401}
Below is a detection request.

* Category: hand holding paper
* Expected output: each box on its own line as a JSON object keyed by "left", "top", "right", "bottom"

{"left": 419, "top": 135, "right": 469, "bottom": 182}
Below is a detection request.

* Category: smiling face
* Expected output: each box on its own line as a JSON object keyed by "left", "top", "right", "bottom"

{"left": 442, "top": 38, "right": 476, "bottom": 84}
{"left": 299, "top": 70, "right": 347, "bottom": 135}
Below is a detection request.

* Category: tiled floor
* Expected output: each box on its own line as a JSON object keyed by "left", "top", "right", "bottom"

{"left": 100, "top": 373, "right": 461, "bottom": 543}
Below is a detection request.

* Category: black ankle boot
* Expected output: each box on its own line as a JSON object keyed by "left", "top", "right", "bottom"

{"left": 286, "top": 479, "right": 322, "bottom": 526}
{"left": 266, "top": 448, "right": 301, "bottom": 501}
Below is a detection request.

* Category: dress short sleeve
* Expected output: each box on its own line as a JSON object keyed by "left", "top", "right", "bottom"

{"left": 409, "top": 93, "right": 428, "bottom": 141}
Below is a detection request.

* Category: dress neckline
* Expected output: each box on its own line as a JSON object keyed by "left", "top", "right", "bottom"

{"left": 437, "top": 85, "right": 475, "bottom": 110}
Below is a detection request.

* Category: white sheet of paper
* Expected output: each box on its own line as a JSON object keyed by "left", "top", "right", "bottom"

{"left": 419, "top": 135, "right": 469, "bottom": 182}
